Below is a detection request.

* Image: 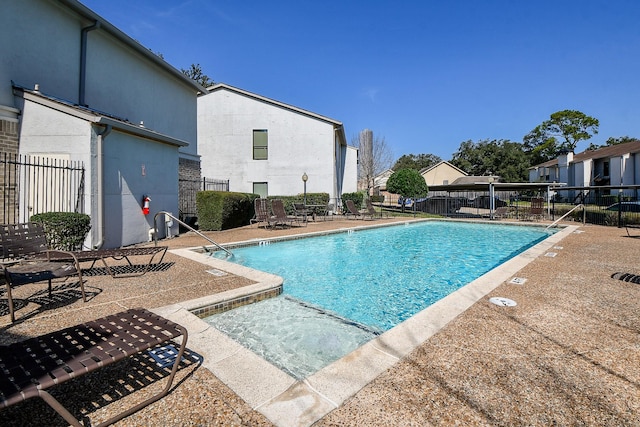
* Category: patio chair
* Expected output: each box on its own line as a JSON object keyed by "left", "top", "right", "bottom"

{"left": 528, "top": 198, "right": 545, "bottom": 221}
{"left": 270, "top": 199, "right": 298, "bottom": 228}
{"left": 493, "top": 206, "right": 512, "bottom": 220}
{"left": 0, "top": 223, "right": 85, "bottom": 322}
{"left": 293, "top": 203, "right": 310, "bottom": 225}
{"left": 0, "top": 308, "right": 188, "bottom": 427}
{"left": 345, "top": 199, "right": 363, "bottom": 219}
{"left": 321, "top": 203, "right": 335, "bottom": 221}
{"left": 365, "top": 199, "right": 387, "bottom": 219}
{"left": 250, "top": 198, "right": 272, "bottom": 228}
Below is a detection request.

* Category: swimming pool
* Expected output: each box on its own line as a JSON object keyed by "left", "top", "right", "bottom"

{"left": 204, "top": 221, "right": 554, "bottom": 378}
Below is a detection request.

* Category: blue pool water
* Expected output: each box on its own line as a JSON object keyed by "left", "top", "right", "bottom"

{"left": 205, "top": 221, "right": 553, "bottom": 378}
{"left": 213, "top": 221, "right": 551, "bottom": 330}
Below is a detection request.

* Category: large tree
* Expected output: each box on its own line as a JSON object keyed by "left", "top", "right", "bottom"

{"left": 523, "top": 110, "right": 599, "bottom": 164}
{"left": 392, "top": 153, "right": 442, "bottom": 171}
{"left": 450, "top": 139, "right": 529, "bottom": 182}
{"left": 181, "top": 63, "right": 214, "bottom": 88}
{"left": 352, "top": 130, "right": 394, "bottom": 193}
{"left": 386, "top": 168, "right": 429, "bottom": 212}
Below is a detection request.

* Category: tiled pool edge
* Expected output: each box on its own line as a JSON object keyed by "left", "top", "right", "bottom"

{"left": 153, "top": 223, "right": 578, "bottom": 427}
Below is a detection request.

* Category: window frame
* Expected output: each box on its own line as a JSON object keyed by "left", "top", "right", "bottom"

{"left": 253, "top": 129, "right": 268, "bottom": 160}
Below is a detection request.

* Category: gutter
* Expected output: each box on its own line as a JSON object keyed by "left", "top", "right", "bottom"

{"left": 79, "top": 20, "right": 100, "bottom": 106}
{"left": 94, "top": 124, "right": 111, "bottom": 249}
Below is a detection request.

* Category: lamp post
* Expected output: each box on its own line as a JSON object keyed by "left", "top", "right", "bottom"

{"left": 302, "top": 172, "right": 308, "bottom": 206}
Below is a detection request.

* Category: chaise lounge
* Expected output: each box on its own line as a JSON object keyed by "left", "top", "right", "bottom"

{"left": 0, "top": 308, "right": 188, "bottom": 427}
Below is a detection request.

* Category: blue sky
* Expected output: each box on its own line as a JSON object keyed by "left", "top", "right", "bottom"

{"left": 80, "top": 0, "right": 640, "bottom": 161}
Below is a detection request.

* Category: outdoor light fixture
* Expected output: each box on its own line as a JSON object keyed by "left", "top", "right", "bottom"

{"left": 302, "top": 172, "right": 308, "bottom": 205}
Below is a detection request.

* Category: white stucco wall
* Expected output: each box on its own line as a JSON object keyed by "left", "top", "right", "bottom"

{"left": 198, "top": 88, "right": 343, "bottom": 200}
{"left": 3, "top": 0, "right": 194, "bottom": 247}
{"left": 18, "top": 97, "right": 179, "bottom": 248}
{"left": 0, "top": 0, "right": 81, "bottom": 107}
{"left": 85, "top": 31, "right": 198, "bottom": 155}
{"left": 1, "top": 0, "right": 198, "bottom": 155}
{"left": 102, "top": 132, "right": 179, "bottom": 248}
{"left": 343, "top": 145, "right": 358, "bottom": 194}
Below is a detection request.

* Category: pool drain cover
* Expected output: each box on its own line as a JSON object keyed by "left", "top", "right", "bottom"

{"left": 489, "top": 297, "right": 517, "bottom": 307}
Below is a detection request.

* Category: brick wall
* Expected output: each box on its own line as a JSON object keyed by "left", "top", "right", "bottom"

{"left": 0, "top": 119, "right": 19, "bottom": 154}
{"left": 0, "top": 118, "right": 20, "bottom": 223}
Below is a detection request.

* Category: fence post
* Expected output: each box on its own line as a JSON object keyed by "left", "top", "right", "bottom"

{"left": 618, "top": 191, "right": 623, "bottom": 228}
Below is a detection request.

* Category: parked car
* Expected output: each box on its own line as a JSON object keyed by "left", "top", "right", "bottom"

{"left": 470, "top": 196, "right": 507, "bottom": 209}
{"left": 417, "top": 196, "right": 470, "bottom": 214}
{"left": 398, "top": 197, "right": 413, "bottom": 207}
{"left": 604, "top": 201, "right": 640, "bottom": 212}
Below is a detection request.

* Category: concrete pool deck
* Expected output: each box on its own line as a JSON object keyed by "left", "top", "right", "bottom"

{"left": 2, "top": 217, "right": 639, "bottom": 426}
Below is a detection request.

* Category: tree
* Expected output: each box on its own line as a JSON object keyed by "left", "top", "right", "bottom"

{"left": 392, "top": 153, "right": 442, "bottom": 171}
{"left": 386, "top": 168, "right": 429, "bottom": 212}
{"left": 181, "top": 63, "right": 213, "bottom": 88}
{"left": 450, "top": 139, "right": 529, "bottom": 182}
{"left": 605, "top": 136, "right": 637, "bottom": 146}
{"left": 523, "top": 110, "right": 599, "bottom": 163}
{"left": 352, "top": 130, "right": 394, "bottom": 193}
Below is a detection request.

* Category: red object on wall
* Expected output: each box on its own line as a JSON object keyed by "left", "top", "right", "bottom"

{"left": 142, "top": 195, "right": 151, "bottom": 215}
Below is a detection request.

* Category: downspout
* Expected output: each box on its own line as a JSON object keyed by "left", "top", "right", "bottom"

{"left": 79, "top": 21, "right": 100, "bottom": 106}
{"left": 94, "top": 124, "right": 111, "bottom": 249}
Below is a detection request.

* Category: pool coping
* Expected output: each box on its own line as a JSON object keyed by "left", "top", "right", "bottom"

{"left": 152, "top": 220, "right": 579, "bottom": 427}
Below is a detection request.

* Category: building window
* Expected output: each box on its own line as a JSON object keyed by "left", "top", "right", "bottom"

{"left": 253, "top": 182, "right": 268, "bottom": 198}
{"left": 603, "top": 160, "right": 609, "bottom": 177}
{"left": 253, "top": 130, "right": 268, "bottom": 160}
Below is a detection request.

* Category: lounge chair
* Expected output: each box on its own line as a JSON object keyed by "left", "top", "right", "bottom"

{"left": 251, "top": 198, "right": 272, "bottom": 228}
{"left": 0, "top": 308, "right": 188, "bottom": 427}
{"left": 528, "top": 198, "right": 545, "bottom": 221}
{"left": 270, "top": 199, "right": 298, "bottom": 228}
{"left": 365, "top": 199, "right": 387, "bottom": 219}
{"left": 16, "top": 221, "right": 168, "bottom": 279}
{"left": 345, "top": 199, "right": 363, "bottom": 219}
{"left": 493, "top": 206, "right": 512, "bottom": 220}
{"left": 0, "top": 222, "right": 85, "bottom": 322}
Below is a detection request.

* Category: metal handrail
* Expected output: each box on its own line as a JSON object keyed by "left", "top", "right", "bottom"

{"left": 546, "top": 204, "right": 584, "bottom": 229}
{"left": 153, "top": 211, "right": 233, "bottom": 257}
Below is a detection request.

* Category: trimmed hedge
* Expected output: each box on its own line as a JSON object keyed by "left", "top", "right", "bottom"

{"left": 267, "top": 193, "right": 330, "bottom": 215}
{"left": 30, "top": 212, "right": 91, "bottom": 250}
{"left": 196, "top": 191, "right": 258, "bottom": 231}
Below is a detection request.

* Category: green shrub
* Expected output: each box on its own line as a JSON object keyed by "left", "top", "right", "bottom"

{"left": 30, "top": 212, "right": 91, "bottom": 250}
{"left": 267, "top": 193, "right": 330, "bottom": 214}
{"left": 196, "top": 191, "right": 258, "bottom": 231}
{"left": 370, "top": 195, "right": 385, "bottom": 203}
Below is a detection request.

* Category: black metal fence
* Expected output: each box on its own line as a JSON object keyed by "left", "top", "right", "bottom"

{"left": 0, "top": 153, "right": 85, "bottom": 224}
{"left": 376, "top": 186, "right": 640, "bottom": 227}
{"left": 178, "top": 177, "right": 229, "bottom": 223}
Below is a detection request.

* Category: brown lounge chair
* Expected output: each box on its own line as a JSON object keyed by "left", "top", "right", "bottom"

{"left": 1, "top": 222, "right": 85, "bottom": 322}
{"left": 270, "top": 199, "right": 298, "bottom": 228}
{"left": 365, "top": 199, "right": 387, "bottom": 219}
{"left": 5, "top": 222, "right": 167, "bottom": 278}
{"left": 250, "top": 198, "right": 272, "bottom": 228}
{"left": 0, "top": 308, "right": 188, "bottom": 427}
{"left": 345, "top": 199, "right": 365, "bottom": 219}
